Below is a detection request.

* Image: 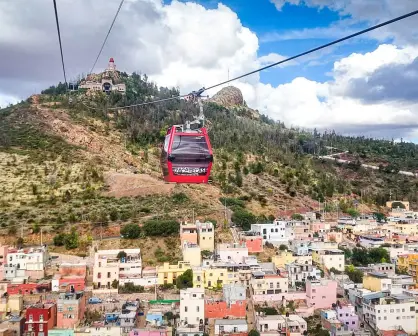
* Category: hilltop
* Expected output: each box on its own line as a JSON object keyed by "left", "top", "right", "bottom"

{"left": 1, "top": 68, "right": 418, "bottom": 250}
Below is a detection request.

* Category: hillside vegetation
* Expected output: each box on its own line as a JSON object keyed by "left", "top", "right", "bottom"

{"left": 1, "top": 71, "right": 418, "bottom": 247}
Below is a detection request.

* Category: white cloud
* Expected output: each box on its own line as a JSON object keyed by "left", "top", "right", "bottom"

{"left": 267, "top": 0, "right": 418, "bottom": 46}
{"left": 245, "top": 44, "right": 418, "bottom": 136}
{"left": 0, "top": 94, "right": 19, "bottom": 109}
{"left": 1, "top": 0, "right": 418, "bottom": 139}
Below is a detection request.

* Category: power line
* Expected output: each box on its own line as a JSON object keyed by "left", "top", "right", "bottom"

{"left": 52, "top": 0, "right": 68, "bottom": 88}
{"left": 100, "top": 9, "right": 418, "bottom": 110}
{"left": 89, "top": 0, "right": 125, "bottom": 75}
{"left": 204, "top": 9, "right": 418, "bottom": 91}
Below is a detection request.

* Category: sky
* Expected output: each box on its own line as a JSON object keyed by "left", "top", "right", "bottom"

{"left": 1, "top": 0, "right": 418, "bottom": 140}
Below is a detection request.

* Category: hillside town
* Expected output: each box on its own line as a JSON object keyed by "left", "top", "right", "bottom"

{"left": 0, "top": 200, "right": 417, "bottom": 336}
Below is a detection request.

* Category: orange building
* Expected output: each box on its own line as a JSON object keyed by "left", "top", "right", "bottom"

{"left": 180, "top": 222, "right": 198, "bottom": 245}
{"left": 205, "top": 300, "right": 246, "bottom": 319}
{"left": 239, "top": 234, "right": 263, "bottom": 253}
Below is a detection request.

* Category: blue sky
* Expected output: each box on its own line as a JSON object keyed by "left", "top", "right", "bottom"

{"left": 173, "top": 0, "right": 382, "bottom": 85}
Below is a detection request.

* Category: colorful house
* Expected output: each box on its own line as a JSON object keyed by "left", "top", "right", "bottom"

{"left": 306, "top": 279, "right": 337, "bottom": 309}
{"left": 156, "top": 261, "right": 191, "bottom": 285}
{"left": 25, "top": 303, "right": 57, "bottom": 336}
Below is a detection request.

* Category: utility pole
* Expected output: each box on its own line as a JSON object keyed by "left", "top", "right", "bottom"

{"left": 40, "top": 227, "right": 43, "bottom": 246}
{"left": 21, "top": 223, "right": 24, "bottom": 239}
{"left": 100, "top": 223, "right": 103, "bottom": 241}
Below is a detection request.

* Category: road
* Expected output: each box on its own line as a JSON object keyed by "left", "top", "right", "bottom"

{"left": 318, "top": 152, "right": 416, "bottom": 177}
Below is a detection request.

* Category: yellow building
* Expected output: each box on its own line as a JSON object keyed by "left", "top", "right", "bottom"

{"left": 394, "top": 223, "right": 418, "bottom": 236}
{"left": 0, "top": 295, "right": 23, "bottom": 314}
{"left": 156, "top": 261, "right": 191, "bottom": 285}
{"left": 273, "top": 251, "right": 295, "bottom": 268}
{"left": 397, "top": 254, "right": 418, "bottom": 272}
{"left": 408, "top": 260, "right": 418, "bottom": 283}
{"left": 182, "top": 242, "right": 201, "bottom": 267}
{"left": 193, "top": 267, "right": 205, "bottom": 288}
{"left": 273, "top": 252, "right": 312, "bottom": 268}
{"left": 197, "top": 221, "right": 215, "bottom": 252}
{"left": 363, "top": 273, "right": 391, "bottom": 292}
{"left": 204, "top": 268, "right": 231, "bottom": 288}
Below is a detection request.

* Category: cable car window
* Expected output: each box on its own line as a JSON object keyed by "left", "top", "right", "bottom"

{"left": 164, "top": 135, "right": 170, "bottom": 152}
{"left": 171, "top": 135, "right": 209, "bottom": 155}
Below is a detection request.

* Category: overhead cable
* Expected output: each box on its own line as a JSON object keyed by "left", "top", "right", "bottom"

{"left": 89, "top": 0, "right": 125, "bottom": 75}
{"left": 204, "top": 9, "right": 418, "bottom": 90}
{"left": 52, "top": 0, "right": 68, "bottom": 89}
{"left": 89, "top": 9, "right": 418, "bottom": 110}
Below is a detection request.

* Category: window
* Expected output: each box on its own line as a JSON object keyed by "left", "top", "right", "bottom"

{"left": 107, "top": 272, "right": 111, "bottom": 278}
{"left": 39, "top": 324, "right": 43, "bottom": 332}
{"left": 410, "top": 306, "right": 415, "bottom": 311}
{"left": 29, "top": 315, "right": 33, "bottom": 321}
{"left": 185, "top": 307, "right": 188, "bottom": 312}
{"left": 197, "top": 306, "right": 200, "bottom": 312}
{"left": 39, "top": 314, "right": 44, "bottom": 321}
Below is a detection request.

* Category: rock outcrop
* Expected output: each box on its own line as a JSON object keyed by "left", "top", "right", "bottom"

{"left": 209, "top": 86, "right": 244, "bottom": 108}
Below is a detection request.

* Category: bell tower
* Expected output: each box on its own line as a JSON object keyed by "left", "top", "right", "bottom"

{"left": 107, "top": 57, "right": 116, "bottom": 71}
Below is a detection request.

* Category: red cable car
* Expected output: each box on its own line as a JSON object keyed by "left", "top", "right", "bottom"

{"left": 161, "top": 125, "right": 213, "bottom": 184}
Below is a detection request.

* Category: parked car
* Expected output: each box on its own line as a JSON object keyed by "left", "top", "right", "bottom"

{"left": 106, "top": 297, "right": 118, "bottom": 303}
{"left": 88, "top": 297, "right": 103, "bottom": 304}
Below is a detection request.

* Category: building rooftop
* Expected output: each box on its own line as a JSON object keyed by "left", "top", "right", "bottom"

{"left": 214, "top": 319, "right": 247, "bottom": 325}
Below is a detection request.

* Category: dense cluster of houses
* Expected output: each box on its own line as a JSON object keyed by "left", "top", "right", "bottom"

{"left": 4, "top": 201, "right": 418, "bottom": 336}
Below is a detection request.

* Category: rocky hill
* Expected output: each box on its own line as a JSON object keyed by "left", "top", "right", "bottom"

{"left": 1, "top": 73, "right": 418, "bottom": 250}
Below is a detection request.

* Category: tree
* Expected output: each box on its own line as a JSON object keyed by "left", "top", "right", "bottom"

{"left": 64, "top": 227, "right": 79, "bottom": 250}
{"left": 248, "top": 330, "right": 260, "bottom": 336}
{"left": 291, "top": 213, "right": 303, "bottom": 220}
{"left": 121, "top": 224, "right": 141, "bottom": 239}
{"left": 346, "top": 208, "right": 359, "bottom": 218}
{"left": 111, "top": 279, "right": 119, "bottom": 289}
{"left": 16, "top": 237, "right": 24, "bottom": 249}
{"left": 201, "top": 250, "right": 212, "bottom": 258}
{"left": 53, "top": 233, "right": 66, "bottom": 246}
{"left": 279, "top": 244, "right": 288, "bottom": 251}
{"left": 176, "top": 269, "right": 193, "bottom": 289}
{"left": 117, "top": 251, "right": 127, "bottom": 260}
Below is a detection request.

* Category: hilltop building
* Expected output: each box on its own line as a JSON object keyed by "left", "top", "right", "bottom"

{"left": 79, "top": 58, "right": 126, "bottom": 94}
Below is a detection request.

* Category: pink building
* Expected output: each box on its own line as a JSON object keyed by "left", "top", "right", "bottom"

{"left": 327, "top": 232, "right": 343, "bottom": 243}
{"left": 56, "top": 291, "right": 86, "bottom": 328}
{"left": 0, "top": 245, "right": 9, "bottom": 280}
{"left": 180, "top": 223, "right": 198, "bottom": 245}
{"left": 306, "top": 279, "right": 337, "bottom": 309}
{"left": 311, "top": 222, "right": 326, "bottom": 233}
{"left": 335, "top": 304, "right": 358, "bottom": 330}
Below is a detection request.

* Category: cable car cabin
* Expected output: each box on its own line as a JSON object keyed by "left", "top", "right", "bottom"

{"left": 161, "top": 126, "right": 213, "bottom": 184}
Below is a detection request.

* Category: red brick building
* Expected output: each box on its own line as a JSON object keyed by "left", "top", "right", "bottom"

{"left": 24, "top": 303, "right": 56, "bottom": 336}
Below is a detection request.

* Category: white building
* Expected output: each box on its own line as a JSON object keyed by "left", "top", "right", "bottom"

{"left": 363, "top": 294, "right": 416, "bottom": 334}
{"left": 217, "top": 243, "right": 248, "bottom": 264}
{"left": 93, "top": 249, "right": 142, "bottom": 289}
{"left": 256, "top": 315, "right": 307, "bottom": 336}
{"left": 179, "top": 288, "right": 205, "bottom": 327}
{"left": 214, "top": 320, "right": 248, "bottom": 335}
{"left": 251, "top": 220, "right": 290, "bottom": 246}
{"left": 79, "top": 58, "right": 126, "bottom": 94}
{"left": 358, "top": 236, "right": 385, "bottom": 248}
{"left": 312, "top": 249, "right": 345, "bottom": 272}
{"left": 6, "top": 246, "right": 48, "bottom": 280}
{"left": 285, "top": 263, "right": 322, "bottom": 287}
{"left": 251, "top": 274, "right": 288, "bottom": 296}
